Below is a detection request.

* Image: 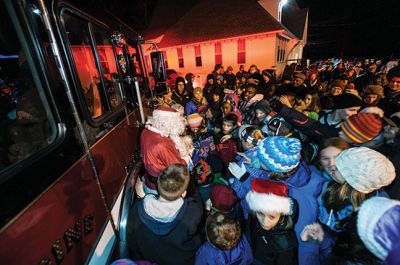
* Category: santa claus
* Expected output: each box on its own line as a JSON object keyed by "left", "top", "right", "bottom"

{"left": 140, "top": 106, "right": 193, "bottom": 191}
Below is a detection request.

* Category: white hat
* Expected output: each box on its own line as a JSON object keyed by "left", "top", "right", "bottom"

{"left": 334, "top": 147, "right": 395, "bottom": 193}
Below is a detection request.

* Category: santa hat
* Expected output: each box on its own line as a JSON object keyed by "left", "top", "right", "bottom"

{"left": 246, "top": 178, "right": 291, "bottom": 215}
{"left": 152, "top": 106, "right": 181, "bottom": 119}
{"left": 340, "top": 113, "right": 382, "bottom": 144}
{"left": 187, "top": 113, "right": 203, "bottom": 129}
{"left": 357, "top": 197, "right": 400, "bottom": 262}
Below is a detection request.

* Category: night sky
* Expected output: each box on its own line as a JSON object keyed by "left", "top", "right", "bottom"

{"left": 36, "top": 0, "right": 400, "bottom": 60}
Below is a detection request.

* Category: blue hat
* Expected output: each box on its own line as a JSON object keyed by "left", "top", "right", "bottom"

{"left": 357, "top": 197, "right": 400, "bottom": 262}
{"left": 257, "top": 136, "right": 301, "bottom": 173}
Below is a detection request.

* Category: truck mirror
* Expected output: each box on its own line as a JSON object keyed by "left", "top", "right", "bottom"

{"left": 150, "top": 51, "right": 167, "bottom": 83}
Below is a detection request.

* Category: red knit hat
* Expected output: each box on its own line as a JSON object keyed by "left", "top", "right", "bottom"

{"left": 340, "top": 113, "right": 383, "bottom": 144}
{"left": 210, "top": 185, "right": 237, "bottom": 213}
{"left": 246, "top": 178, "right": 291, "bottom": 215}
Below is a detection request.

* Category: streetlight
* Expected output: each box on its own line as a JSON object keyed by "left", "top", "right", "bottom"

{"left": 278, "top": 0, "right": 288, "bottom": 22}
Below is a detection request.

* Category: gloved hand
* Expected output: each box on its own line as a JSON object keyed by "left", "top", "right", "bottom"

{"left": 228, "top": 162, "right": 247, "bottom": 180}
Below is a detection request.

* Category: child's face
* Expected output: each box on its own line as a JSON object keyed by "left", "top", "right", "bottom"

{"left": 255, "top": 109, "right": 267, "bottom": 122}
{"left": 212, "top": 94, "right": 220, "bottom": 103}
{"left": 256, "top": 211, "right": 281, "bottom": 230}
{"left": 194, "top": 91, "right": 203, "bottom": 102}
{"left": 222, "top": 103, "right": 232, "bottom": 115}
{"left": 222, "top": 121, "right": 234, "bottom": 134}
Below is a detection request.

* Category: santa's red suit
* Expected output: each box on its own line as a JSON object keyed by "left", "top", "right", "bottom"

{"left": 140, "top": 106, "right": 190, "bottom": 190}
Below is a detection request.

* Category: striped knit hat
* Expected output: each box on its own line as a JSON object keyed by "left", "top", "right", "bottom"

{"left": 340, "top": 113, "right": 382, "bottom": 144}
{"left": 187, "top": 113, "right": 203, "bottom": 129}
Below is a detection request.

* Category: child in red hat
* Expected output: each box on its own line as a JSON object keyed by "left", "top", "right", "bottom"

{"left": 246, "top": 178, "right": 299, "bottom": 265}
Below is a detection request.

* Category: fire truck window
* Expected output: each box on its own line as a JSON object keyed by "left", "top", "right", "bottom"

{"left": 0, "top": 28, "right": 55, "bottom": 171}
{"left": 91, "top": 25, "right": 124, "bottom": 110}
{"left": 62, "top": 12, "right": 105, "bottom": 118}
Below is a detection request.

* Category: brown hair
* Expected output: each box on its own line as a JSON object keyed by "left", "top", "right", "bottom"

{"left": 157, "top": 164, "right": 189, "bottom": 201}
{"left": 322, "top": 181, "right": 370, "bottom": 212}
{"left": 268, "top": 167, "right": 298, "bottom": 181}
{"left": 321, "top": 137, "right": 350, "bottom": 151}
{"left": 304, "top": 91, "right": 321, "bottom": 113}
{"left": 206, "top": 213, "right": 241, "bottom": 250}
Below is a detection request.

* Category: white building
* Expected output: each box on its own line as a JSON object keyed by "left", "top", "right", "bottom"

{"left": 145, "top": 0, "right": 308, "bottom": 85}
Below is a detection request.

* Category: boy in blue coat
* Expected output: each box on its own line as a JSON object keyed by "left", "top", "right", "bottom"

{"left": 195, "top": 212, "right": 253, "bottom": 265}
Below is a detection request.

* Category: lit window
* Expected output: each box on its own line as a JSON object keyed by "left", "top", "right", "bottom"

{"left": 177, "top": 47, "right": 184, "bottom": 68}
{"left": 237, "top": 39, "right": 246, "bottom": 64}
{"left": 194, "top": 45, "right": 202, "bottom": 67}
{"left": 215, "top": 42, "right": 222, "bottom": 65}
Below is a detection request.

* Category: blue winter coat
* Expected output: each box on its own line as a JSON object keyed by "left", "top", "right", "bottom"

{"left": 230, "top": 152, "right": 326, "bottom": 265}
{"left": 195, "top": 236, "right": 253, "bottom": 265}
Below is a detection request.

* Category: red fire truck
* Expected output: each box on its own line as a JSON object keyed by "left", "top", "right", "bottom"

{"left": 0, "top": 0, "right": 164, "bottom": 263}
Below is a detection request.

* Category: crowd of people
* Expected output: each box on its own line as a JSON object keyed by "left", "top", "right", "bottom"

{"left": 116, "top": 60, "right": 400, "bottom": 265}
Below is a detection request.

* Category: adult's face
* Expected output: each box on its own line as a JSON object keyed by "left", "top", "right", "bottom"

{"left": 331, "top": 86, "right": 343, "bottom": 96}
{"left": 244, "top": 87, "right": 256, "bottom": 101}
{"left": 249, "top": 66, "right": 257, "bottom": 74}
{"left": 177, "top": 81, "right": 185, "bottom": 93}
{"left": 337, "top": 106, "right": 360, "bottom": 120}
{"left": 389, "top": 76, "right": 400, "bottom": 91}
{"left": 293, "top": 77, "right": 304, "bottom": 87}
{"left": 208, "top": 78, "right": 214, "bottom": 85}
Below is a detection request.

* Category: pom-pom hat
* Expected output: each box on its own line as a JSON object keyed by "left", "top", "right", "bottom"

{"left": 334, "top": 147, "right": 395, "bottom": 193}
{"left": 187, "top": 113, "right": 203, "bottom": 129}
{"left": 246, "top": 178, "right": 291, "bottom": 215}
{"left": 340, "top": 112, "right": 383, "bottom": 144}
{"left": 257, "top": 136, "right": 302, "bottom": 173}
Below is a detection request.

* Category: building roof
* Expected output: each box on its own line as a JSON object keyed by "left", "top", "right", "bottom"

{"left": 156, "top": 0, "right": 286, "bottom": 48}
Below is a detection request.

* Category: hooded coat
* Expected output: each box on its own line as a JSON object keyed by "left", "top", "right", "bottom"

{"left": 195, "top": 236, "right": 253, "bottom": 265}
{"left": 230, "top": 156, "right": 326, "bottom": 265}
{"left": 127, "top": 189, "right": 204, "bottom": 265}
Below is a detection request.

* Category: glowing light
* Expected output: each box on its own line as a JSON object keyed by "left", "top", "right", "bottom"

{"left": 281, "top": 0, "right": 288, "bottom": 7}
{"left": 32, "top": 8, "right": 41, "bottom": 15}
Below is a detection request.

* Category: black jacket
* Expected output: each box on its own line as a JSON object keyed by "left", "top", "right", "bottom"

{"left": 249, "top": 216, "right": 298, "bottom": 265}
{"left": 172, "top": 90, "right": 190, "bottom": 107}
